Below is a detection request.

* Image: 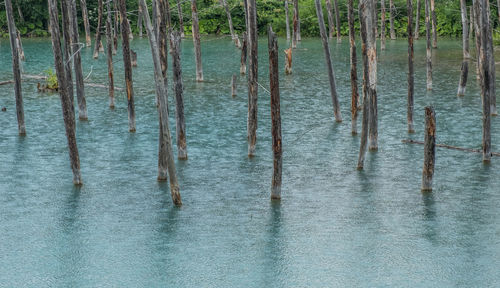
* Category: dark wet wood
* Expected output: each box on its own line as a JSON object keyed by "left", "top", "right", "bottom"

{"left": 478, "top": 0, "right": 491, "bottom": 162}
{"left": 240, "top": 31, "right": 248, "bottom": 75}
{"left": 61, "top": 0, "right": 74, "bottom": 110}
{"left": 348, "top": 0, "right": 359, "bottom": 135}
{"left": 485, "top": 0, "right": 497, "bottom": 115}
{"left": 407, "top": 0, "right": 414, "bottom": 133}
{"left": 421, "top": 106, "right": 435, "bottom": 191}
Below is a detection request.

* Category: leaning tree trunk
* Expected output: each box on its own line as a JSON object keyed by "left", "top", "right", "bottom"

{"left": 407, "top": 0, "right": 414, "bottom": 133}
{"left": 457, "top": 0, "right": 469, "bottom": 97}
{"left": 48, "top": 0, "right": 82, "bottom": 185}
{"left": 430, "top": 0, "right": 437, "bottom": 48}
{"left": 381, "top": 0, "right": 386, "bottom": 50}
{"left": 93, "top": 0, "right": 104, "bottom": 59}
{"left": 139, "top": 0, "right": 182, "bottom": 206}
{"left": 348, "top": 0, "right": 359, "bottom": 134}
{"left": 314, "top": 0, "right": 342, "bottom": 122}
{"left": 118, "top": 0, "right": 136, "bottom": 132}
{"left": 5, "top": 0, "right": 25, "bottom": 135}
{"left": 478, "top": 0, "right": 491, "bottom": 162}
{"left": 80, "top": 0, "right": 91, "bottom": 47}
{"left": 425, "top": 0, "right": 432, "bottom": 90}
{"left": 292, "top": 0, "right": 299, "bottom": 48}
{"left": 389, "top": 0, "right": 396, "bottom": 39}
{"left": 221, "top": 0, "right": 236, "bottom": 42}
{"left": 326, "top": 0, "right": 335, "bottom": 39}
{"left": 285, "top": 0, "right": 291, "bottom": 41}
{"left": 247, "top": 0, "right": 258, "bottom": 156}
{"left": 191, "top": 0, "right": 204, "bottom": 81}
{"left": 415, "top": 0, "right": 420, "bottom": 39}
{"left": 69, "top": 0, "right": 87, "bottom": 120}
{"left": 333, "top": 0, "right": 341, "bottom": 43}
{"left": 106, "top": 0, "right": 115, "bottom": 108}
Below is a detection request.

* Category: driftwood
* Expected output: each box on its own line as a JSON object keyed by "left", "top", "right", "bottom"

{"left": 348, "top": 0, "right": 359, "bottom": 135}
{"left": 402, "top": 139, "right": 500, "bottom": 157}
{"left": 247, "top": 0, "right": 258, "bottom": 156}
{"left": 421, "top": 106, "right": 435, "bottom": 191}
{"left": 0, "top": 80, "right": 15, "bottom": 86}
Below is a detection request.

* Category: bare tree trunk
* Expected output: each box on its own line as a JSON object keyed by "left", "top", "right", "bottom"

{"left": 165, "top": 0, "right": 172, "bottom": 29}
{"left": 48, "top": 0, "right": 82, "bottom": 185}
{"left": 430, "top": 0, "right": 437, "bottom": 48}
{"left": 158, "top": 0, "right": 169, "bottom": 180}
{"left": 315, "top": 0, "right": 342, "bottom": 122}
{"left": 268, "top": 26, "right": 282, "bottom": 200}
{"left": 177, "top": 0, "right": 185, "bottom": 38}
{"left": 478, "top": 0, "right": 491, "bottom": 162}
{"left": 80, "top": 0, "right": 91, "bottom": 47}
{"left": 16, "top": 30, "right": 25, "bottom": 61}
{"left": 191, "top": 0, "right": 203, "bottom": 81}
{"left": 380, "top": 0, "right": 386, "bottom": 50}
{"left": 415, "top": 0, "right": 420, "bottom": 39}
{"left": 93, "top": 0, "right": 104, "bottom": 59}
{"left": 139, "top": 0, "right": 182, "bottom": 205}
{"left": 333, "top": 0, "right": 341, "bottom": 43}
{"left": 61, "top": 0, "right": 74, "bottom": 110}
{"left": 5, "top": 0, "right": 25, "bottom": 135}
{"left": 497, "top": 0, "right": 500, "bottom": 25}
{"left": 485, "top": 0, "right": 497, "bottom": 116}
{"left": 367, "top": 0, "right": 378, "bottom": 151}
{"left": 113, "top": 0, "right": 118, "bottom": 54}
{"left": 231, "top": 74, "right": 237, "bottom": 96}
{"left": 469, "top": 6, "right": 474, "bottom": 44}
{"left": 326, "top": 0, "right": 335, "bottom": 39}
{"left": 284, "top": 47, "right": 292, "bottom": 74}
{"left": 106, "top": 0, "right": 115, "bottom": 108}
{"left": 240, "top": 31, "right": 248, "bottom": 74}
{"left": 138, "top": 0, "right": 143, "bottom": 37}
{"left": 421, "top": 106, "right": 435, "bottom": 191}
{"left": 292, "top": 0, "right": 299, "bottom": 48}
{"left": 457, "top": 0, "right": 469, "bottom": 97}
{"left": 247, "top": 0, "right": 258, "bottom": 156}
{"left": 348, "top": 0, "right": 359, "bottom": 135}
{"left": 285, "top": 0, "right": 291, "bottom": 41}
{"left": 389, "top": 0, "right": 396, "bottom": 39}
{"left": 118, "top": 0, "right": 136, "bottom": 132}
{"left": 407, "top": 0, "right": 414, "bottom": 133}
{"left": 69, "top": 0, "right": 87, "bottom": 120}
{"left": 425, "top": 0, "right": 432, "bottom": 90}
{"left": 473, "top": 1, "right": 480, "bottom": 80}
{"left": 221, "top": 0, "right": 236, "bottom": 42}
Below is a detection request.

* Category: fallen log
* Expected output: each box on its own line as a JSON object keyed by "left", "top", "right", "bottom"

{"left": 402, "top": 139, "right": 500, "bottom": 157}
{"left": 0, "top": 80, "right": 15, "bottom": 85}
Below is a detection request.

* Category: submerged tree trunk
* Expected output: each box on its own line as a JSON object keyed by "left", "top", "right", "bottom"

{"left": 415, "top": 0, "right": 420, "bottom": 39}
{"left": 478, "top": 0, "right": 491, "bottom": 162}
{"left": 367, "top": 0, "right": 378, "bottom": 151}
{"left": 314, "top": 0, "right": 342, "bottom": 122}
{"left": 69, "top": 0, "right": 87, "bottom": 120}
{"left": 118, "top": 0, "right": 136, "bottom": 132}
{"left": 157, "top": 0, "right": 169, "bottom": 180}
{"left": 430, "top": 0, "right": 437, "bottom": 48}
{"left": 473, "top": 1, "right": 480, "bottom": 81}
{"left": 106, "top": 0, "right": 115, "bottom": 108}
{"left": 240, "top": 31, "right": 248, "bottom": 74}
{"left": 457, "top": 0, "right": 469, "bottom": 97}
{"left": 421, "top": 106, "right": 435, "bottom": 191}
{"left": 292, "top": 0, "right": 299, "bottom": 48}
{"left": 348, "top": 0, "right": 359, "bottom": 134}
{"left": 80, "top": 0, "right": 91, "bottom": 47}
{"left": 325, "top": 0, "right": 335, "bottom": 39}
{"left": 389, "top": 0, "right": 395, "bottom": 39}
{"left": 191, "top": 0, "right": 203, "bottom": 81}
{"left": 5, "top": 0, "right": 25, "bottom": 135}
{"left": 61, "top": 0, "right": 74, "bottom": 110}
{"left": 333, "top": 0, "right": 341, "bottom": 43}
{"left": 285, "top": 0, "right": 291, "bottom": 41}
{"left": 139, "top": 0, "right": 182, "bottom": 205}
{"left": 381, "top": 0, "right": 386, "bottom": 50}
{"left": 48, "top": 0, "right": 82, "bottom": 185}
{"left": 93, "top": 0, "right": 104, "bottom": 59}
{"left": 425, "top": 0, "right": 432, "bottom": 90}
{"left": 247, "top": 0, "right": 258, "bottom": 156}
{"left": 407, "top": 0, "right": 414, "bottom": 133}
{"left": 268, "top": 26, "right": 282, "bottom": 200}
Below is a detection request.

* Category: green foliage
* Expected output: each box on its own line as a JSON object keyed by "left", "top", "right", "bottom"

{"left": 43, "top": 68, "right": 58, "bottom": 90}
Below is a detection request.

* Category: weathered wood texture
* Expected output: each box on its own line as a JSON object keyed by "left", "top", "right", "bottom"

{"left": 158, "top": 0, "right": 168, "bottom": 89}
{"left": 457, "top": 0, "right": 469, "bottom": 97}
{"left": 478, "top": 0, "right": 491, "bottom": 162}
{"left": 314, "top": 0, "right": 342, "bottom": 122}
{"left": 221, "top": 0, "right": 236, "bottom": 42}
{"left": 16, "top": 30, "right": 25, "bottom": 61}
{"left": 176, "top": 0, "right": 185, "bottom": 37}
{"left": 389, "top": 0, "right": 395, "bottom": 39}
{"left": 191, "top": 0, "right": 204, "bottom": 81}
{"left": 240, "top": 31, "right": 248, "bottom": 74}
{"left": 380, "top": 0, "right": 386, "bottom": 50}
{"left": 348, "top": 0, "right": 359, "bottom": 134}
{"left": 421, "top": 106, "right": 435, "bottom": 191}
{"left": 367, "top": 0, "right": 378, "bottom": 150}
{"left": 325, "top": 0, "right": 335, "bottom": 39}
{"left": 292, "top": 0, "right": 299, "bottom": 48}
{"left": 473, "top": 1, "right": 480, "bottom": 80}
{"left": 69, "top": 0, "right": 87, "bottom": 120}
{"left": 137, "top": 0, "right": 143, "bottom": 37}
{"left": 284, "top": 47, "right": 292, "bottom": 74}
{"left": 407, "top": 0, "right": 414, "bottom": 133}
{"left": 425, "top": 0, "right": 432, "bottom": 90}
{"left": 415, "top": 0, "right": 420, "bottom": 39}
{"left": 113, "top": 0, "right": 118, "bottom": 54}
{"left": 170, "top": 30, "right": 188, "bottom": 160}
{"left": 285, "top": 0, "right": 290, "bottom": 40}
{"left": 80, "top": 0, "right": 91, "bottom": 47}
{"left": 333, "top": 0, "right": 341, "bottom": 43}
{"left": 430, "top": 0, "right": 437, "bottom": 48}
{"left": 485, "top": 0, "right": 497, "bottom": 115}
{"left": 268, "top": 26, "right": 283, "bottom": 200}
{"left": 247, "top": 0, "right": 258, "bottom": 156}
{"left": 5, "top": 0, "right": 25, "bottom": 135}
{"left": 231, "top": 74, "right": 237, "bottom": 97}
{"left": 139, "top": 0, "right": 182, "bottom": 206}
{"left": 469, "top": 6, "right": 473, "bottom": 43}
{"left": 118, "top": 0, "right": 136, "bottom": 132}
{"left": 106, "top": 0, "right": 115, "bottom": 108}
{"left": 61, "top": 0, "right": 74, "bottom": 110}
{"left": 93, "top": 0, "right": 104, "bottom": 59}
{"left": 48, "top": 0, "right": 82, "bottom": 185}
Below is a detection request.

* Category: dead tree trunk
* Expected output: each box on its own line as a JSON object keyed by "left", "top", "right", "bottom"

{"left": 118, "top": 0, "right": 136, "bottom": 132}
{"left": 478, "top": 0, "right": 491, "bottom": 162}
{"left": 138, "top": 0, "right": 143, "bottom": 37}
{"left": 333, "top": 0, "right": 341, "bottom": 43}
{"left": 325, "top": 0, "right": 335, "bottom": 39}
{"left": 177, "top": 0, "right": 185, "bottom": 38}
{"left": 380, "top": 0, "right": 386, "bottom": 50}
{"left": 284, "top": 47, "right": 292, "bottom": 74}
{"left": 367, "top": 0, "right": 378, "bottom": 151}
{"left": 469, "top": 6, "right": 474, "bottom": 44}
{"left": 221, "top": 0, "right": 237, "bottom": 44}
{"left": 473, "top": 1, "right": 480, "bottom": 81}
{"left": 48, "top": 0, "right": 82, "bottom": 185}
{"left": 158, "top": 0, "right": 169, "bottom": 179}
{"left": 292, "top": 0, "right": 299, "bottom": 48}
{"left": 16, "top": 30, "right": 25, "bottom": 61}
{"left": 407, "top": 0, "right": 414, "bottom": 133}
{"left": 80, "top": 0, "right": 91, "bottom": 47}
{"left": 415, "top": 0, "right": 420, "bottom": 39}
{"left": 315, "top": 0, "right": 342, "bottom": 122}
{"left": 247, "top": 0, "right": 258, "bottom": 156}
{"left": 191, "top": 0, "right": 203, "bottom": 81}
{"left": 430, "top": 0, "right": 437, "bottom": 48}
{"left": 389, "top": 0, "right": 395, "bottom": 39}
{"left": 421, "top": 106, "right": 435, "bottom": 191}
{"left": 61, "top": 0, "right": 74, "bottom": 110}
{"left": 231, "top": 74, "right": 237, "bottom": 96}
{"left": 69, "top": 0, "right": 88, "bottom": 120}
{"left": 5, "top": 0, "right": 25, "bottom": 135}
{"left": 170, "top": 30, "right": 188, "bottom": 160}
{"left": 457, "top": 0, "right": 469, "bottom": 97}
{"left": 485, "top": 0, "right": 497, "bottom": 116}
{"left": 425, "top": 0, "right": 432, "bottom": 90}
{"left": 113, "top": 0, "right": 118, "bottom": 54}
{"left": 348, "top": 0, "right": 359, "bottom": 135}
{"left": 93, "top": 0, "right": 104, "bottom": 59}
{"left": 285, "top": 0, "right": 291, "bottom": 41}
{"left": 139, "top": 0, "right": 182, "bottom": 205}
{"left": 106, "top": 0, "right": 115, "bottom": 108}
{"left": 268, "top": 26, "right": 282, "bottom": 200}
{"left": 497, "top": 0, "right": 500, "bottom": 25}
{"left": 240, "top": 31, "right": 248, "bottom": 74}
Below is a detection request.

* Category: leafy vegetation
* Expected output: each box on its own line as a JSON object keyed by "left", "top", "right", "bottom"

{"left": 43, "top": 68, "right": 58, "bottom": 90}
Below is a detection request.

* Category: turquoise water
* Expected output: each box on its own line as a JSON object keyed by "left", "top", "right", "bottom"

{"left": 1, "top": 37, "right": 499, "bottom": 287}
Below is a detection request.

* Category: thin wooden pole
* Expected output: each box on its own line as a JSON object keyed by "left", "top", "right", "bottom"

{"left": 457, "top": 0, "right": 469, "bottom": 97}
{"left": 421, "top": 106, "right": 435, "bottom": 192}
{"left": 231, "top": 74, "right": 237, "bottom": 97}
{"left": 415, "top": 0, "right": 420, "bottom": 39}
{"left": 170, "top": 29, "right": 188, "bottom": 160}
{"left": 191, "top": 0, "right": 203, "bottom": 81}
{"left": 118, "top": 0, "right": 136, "bottom": 132}
{"left": 407, "top": 0, "right": 414, "bottom": 133}
{"left": 268, "top": 26, "right": 282, "bottom": 200}
{"left": 430, "top": 0, "right": 437, "bottom": 48}
{"left": 106, "top": 0, "right": 115, "bottom": 108}
{"left": 380, "top": 0, "right": 386, "bottom": 50}
{"left": 240, "top": 31, "right": 248, "bottom": 74}
{"left": 333, "top": 0, "right": 341, "bottom": 43}
{"left": 348, "top": 0, "right": 359, "bottom": 135}
{"left": 478, "top": 0, "right": 491, "bottom": 162}
{"left": 425, "top": 0, "right": 432, "bottom": 90}
{"left": 138, "top": 0, "right": 143, "bottom": 37}
{"left": 48, "top": 0, "right": 82, "bottom": 185}
{"left": 93, "top": 0, "right": 104, "bottom": 59}
{"left": 5, "top": 0, "right": 25, "bottom": 135}
{"left": 80, "top": 0, "right": 91, "bottom": 47}
{"left": 326, "top": 0, "right": 335, "bottom": 39}
{"left": 69, "top": 0, "right": 88, "bottom": 120}
{"left": 139, "top": 0, "right": 182, "bottom": 206}
{"left": 285, "top": 0, "right": 291, "bottom": 41}
{"left": 389, "top": 0, "right": 396, "bottom": 39}
{"left": 177, "top": 0, "right": 185, "bottom": 38}
{"left": 247, "top": 0, "right": 258, "bottom": 156}
{"left": 314, "top": 0, "right": 342, "bottom": 122}
{"left": 292, "top": 0, "right": 299, "bottom": 48}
